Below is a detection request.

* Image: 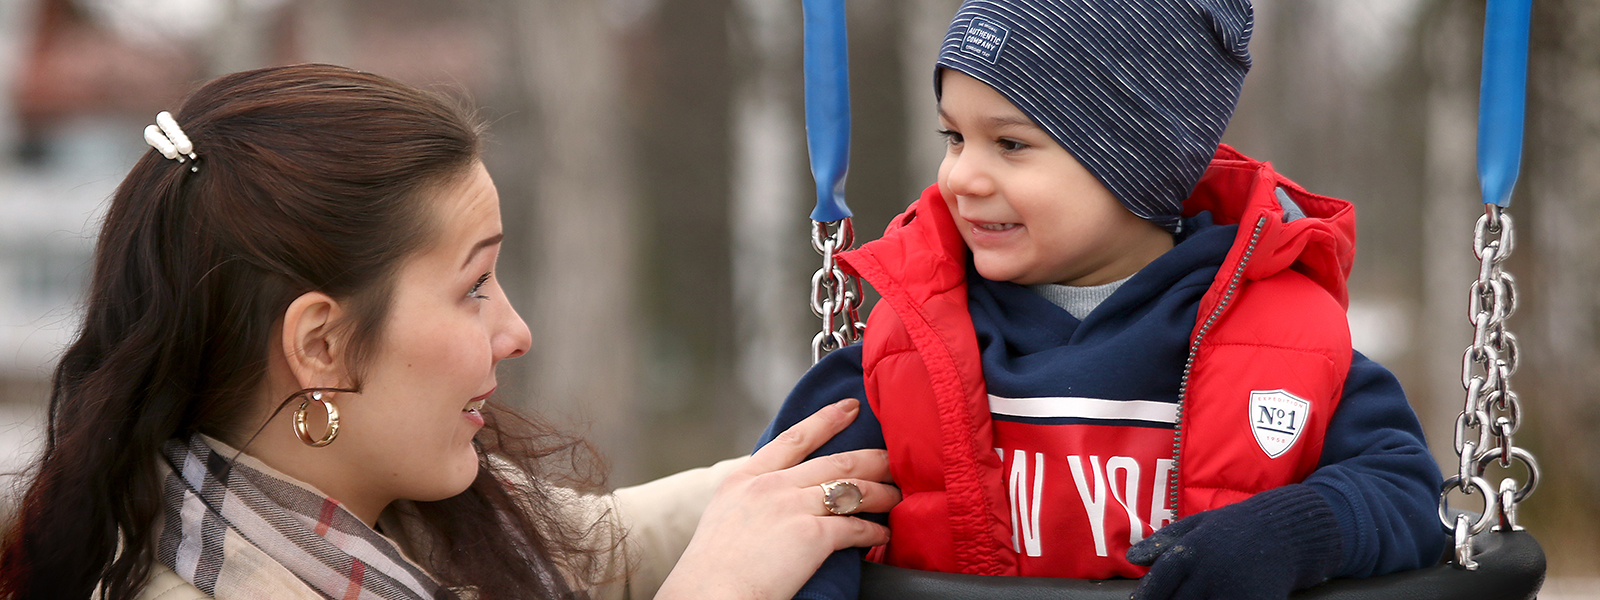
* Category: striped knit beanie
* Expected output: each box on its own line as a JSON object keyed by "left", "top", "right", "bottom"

{"left": 935, "top": 0, "right": 1253, "bottom": 232}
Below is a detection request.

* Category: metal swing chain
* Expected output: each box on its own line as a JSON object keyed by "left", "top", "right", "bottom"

{"left": 1439, "top": 204, "right": 1541, "bottom": 569}
{"left": 811, "top": 218, "right": 865, "bottom": 363}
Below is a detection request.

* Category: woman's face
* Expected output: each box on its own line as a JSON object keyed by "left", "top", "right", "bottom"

{"left": 325, "top": 161, "right": 531, "bottom": 510}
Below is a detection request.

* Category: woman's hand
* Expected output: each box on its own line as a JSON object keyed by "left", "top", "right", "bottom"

{"left": 655, "top": 398, "right": 899, "bottom": 600}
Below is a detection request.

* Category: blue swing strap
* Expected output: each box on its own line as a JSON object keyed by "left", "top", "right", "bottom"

{"left": 1442, "top": 0, "right": 1540, "bottom": 571}
{"left": 1477, "top": 0, "right": 1530, "bottom": 209}
{"left": 803, "top": 0, "right": 863, "bottom": 362}
{"left": 804, "top": 0, "right": 852, "bottom": 224}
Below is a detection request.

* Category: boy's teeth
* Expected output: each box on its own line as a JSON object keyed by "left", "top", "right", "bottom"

{"left": 979, "top": 223, "right": 1016, "bottom": 231}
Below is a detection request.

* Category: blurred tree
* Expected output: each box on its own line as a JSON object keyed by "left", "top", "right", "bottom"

{"left": 1516, "top": 0, "right": 1600, "bottom": 574}
{"left": 510, "top": 0, "right": 644, "bottom": 483}
{"left": 729, "top": 0, "right": 808, "bottom": 418}
{"left": 900, "top": 0, "right": 963, "bottom": 183}
{"left": 208, "top": 0, "right": 272, "bottom": 74}
{"left": 629, "top": 0, "right": 752, "bottom": 482}
{"left": 294, "top": 0, "right": 352, "bottom": 66}
{"left": 842, "top": 0, "right": 909, "bottom": 239}
{"left": 1416, "top": 0, "right": 1484, "bottom": 489}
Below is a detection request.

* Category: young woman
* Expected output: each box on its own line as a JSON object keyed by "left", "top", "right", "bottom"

{"left": 0, "top": 64, "right": 897, "bottom": 600}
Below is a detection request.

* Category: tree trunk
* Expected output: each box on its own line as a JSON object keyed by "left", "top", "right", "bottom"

{"left": 730, "top": 0, "right": 807, "bottom": 416}
{"left": 514, "top": 0, "right": 642, "bottom": 483}
{"left": 1417, "top": 0, "right": 1483, "bottom": 488}
{"left": 1517, "top": 0, "right": 1600, "bottom": 575}
{"left": 900, "top": 0, "right": 962, "bottom": 184}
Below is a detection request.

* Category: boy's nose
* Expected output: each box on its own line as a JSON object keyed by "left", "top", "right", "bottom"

{"left": 943, "top": 152, "right": 996, "bottom": 198}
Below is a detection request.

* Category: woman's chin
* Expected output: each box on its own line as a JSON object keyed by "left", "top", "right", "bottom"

{"left": 451, "top": 449, "right": 484, "bottom": 489}
{"left": 414, "top": 450, "right": 484, "bottom": 502}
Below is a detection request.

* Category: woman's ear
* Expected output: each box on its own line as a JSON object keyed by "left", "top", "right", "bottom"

{"left": 279, "top": 291, "right": 348, "bottom": 389}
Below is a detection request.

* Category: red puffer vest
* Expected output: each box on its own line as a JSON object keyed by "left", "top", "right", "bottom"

{"left": 835, "top": 146, "right": 1357, "bottom": 578}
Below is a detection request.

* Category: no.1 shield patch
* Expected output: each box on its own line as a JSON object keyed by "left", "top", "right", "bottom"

{"left": 1248, "top": 390, "right": 1309, "bottom": 459}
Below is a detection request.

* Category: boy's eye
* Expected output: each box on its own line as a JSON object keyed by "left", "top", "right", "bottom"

{"left": 998, "top": 138, "right": 1029, "bottom": 152}
{"left": 467, "top": 273, "right": 492, "bottom": 300}
{"left": 937, "top": 128, "right": 963, "bottom": 146}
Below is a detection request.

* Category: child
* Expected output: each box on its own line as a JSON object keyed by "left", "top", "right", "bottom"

{"left": 758, "top": 1, "right": 1445, "bottom": 599}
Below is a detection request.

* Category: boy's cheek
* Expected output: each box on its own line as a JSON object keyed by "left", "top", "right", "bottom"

{"left": 938, "top": 182, "right": 959, "bottom": 212}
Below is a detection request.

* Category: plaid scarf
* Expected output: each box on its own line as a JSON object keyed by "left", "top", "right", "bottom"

{"left": 157, "top": 434, "right": 452, "bottom": 600}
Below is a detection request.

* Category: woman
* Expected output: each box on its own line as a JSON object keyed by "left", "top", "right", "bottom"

{"left": 0, "top": 64, "right": 897, "bottom": 600}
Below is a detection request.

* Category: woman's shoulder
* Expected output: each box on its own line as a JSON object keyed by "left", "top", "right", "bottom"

{"left": 133, "top": 564, "right": 208, "bottom": 600}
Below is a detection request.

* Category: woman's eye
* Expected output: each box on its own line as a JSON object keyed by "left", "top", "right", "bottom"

{"left": 467, "top": 273, "right": 492, "bottom": 300}
{"left": 938, "top": 128, "right": 963, "bottom": 146}
{"left": 998, "top": 138, "right": 1028, "bottom": 152}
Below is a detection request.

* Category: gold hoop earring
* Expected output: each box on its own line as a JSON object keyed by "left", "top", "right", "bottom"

{"left": 293, "top": 391, "right": 340, "bottom": 447}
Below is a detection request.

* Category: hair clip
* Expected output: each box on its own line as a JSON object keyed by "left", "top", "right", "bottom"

{"left": 144, "top": 111, "right": 199, "bottom": 172}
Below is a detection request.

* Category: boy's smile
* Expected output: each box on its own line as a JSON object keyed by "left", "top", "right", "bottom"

{"left": 936, "top": 70, "right": 1174, "bottom": 287}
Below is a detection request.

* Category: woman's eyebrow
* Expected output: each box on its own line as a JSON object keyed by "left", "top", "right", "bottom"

{"left": 462, "top": 233, "right": 504, "bottom": 268}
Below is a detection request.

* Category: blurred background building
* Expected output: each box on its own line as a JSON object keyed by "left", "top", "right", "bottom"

{"left": 0, "top": 0, "right": 1594, "bottom": 591}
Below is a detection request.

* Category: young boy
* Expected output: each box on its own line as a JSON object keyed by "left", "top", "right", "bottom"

{"left": 759, "top": 1, "right": 1445, "bottom": 599}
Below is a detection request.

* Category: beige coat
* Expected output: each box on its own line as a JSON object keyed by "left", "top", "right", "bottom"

{"left": 134, "top": 457, "right": 747, "bottom": 600}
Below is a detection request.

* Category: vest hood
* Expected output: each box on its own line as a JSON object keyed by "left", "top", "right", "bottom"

{"left": 1183, "top": 145, "right": 1356, "bottom": 309}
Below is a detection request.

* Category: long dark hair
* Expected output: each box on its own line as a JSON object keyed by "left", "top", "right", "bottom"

{"left": 0, "top": 64, "right": 606, "bottom": 599}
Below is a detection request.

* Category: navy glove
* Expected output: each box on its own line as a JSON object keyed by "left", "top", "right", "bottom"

{"left": 1126, "top": 484, "right": 1343, "bottom": 600}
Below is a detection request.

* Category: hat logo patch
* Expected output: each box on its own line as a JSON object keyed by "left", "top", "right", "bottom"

{"left": 1249, "top": 390, "right": 1309, "bottom": 459}
{"left": 960, "top": 16, "right": 1010, "bottom": 64}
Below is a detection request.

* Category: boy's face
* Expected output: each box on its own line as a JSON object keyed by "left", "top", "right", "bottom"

{"left": 936, "top": 70, "right": 1172, "bottom": 287}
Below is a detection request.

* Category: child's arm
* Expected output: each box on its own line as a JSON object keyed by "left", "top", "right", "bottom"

{"left": 1128, "top": 351, "right": 1444, "bottom": 600}
{"left": 1301, "top": 350, "right": 1446, "bottom": 576}
{"left": 755, "top": 344, "right": 885, "bottom": 600}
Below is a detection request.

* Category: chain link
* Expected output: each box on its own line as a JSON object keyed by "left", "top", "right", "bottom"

{"left": 811, "top": 219, "right": 865, "bottom": 362}
{"left": 1442, "top": 205, "right": 1540, "bottom": 569}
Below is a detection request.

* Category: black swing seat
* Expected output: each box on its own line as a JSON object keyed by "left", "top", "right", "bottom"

{"left": 860, "top": 529, "right": 1544, "bottom": 600}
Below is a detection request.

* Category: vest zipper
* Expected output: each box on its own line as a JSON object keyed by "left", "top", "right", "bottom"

{"left": 1166, "top": 215, "right": 1269, "bottom": 517}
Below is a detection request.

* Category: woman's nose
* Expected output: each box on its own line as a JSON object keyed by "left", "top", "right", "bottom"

{"left": 494, "top": 300, "right": 532, "bottom": 361}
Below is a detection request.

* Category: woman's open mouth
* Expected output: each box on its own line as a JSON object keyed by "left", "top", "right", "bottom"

{"left": 463, "top": 388, "right": 493, "bottom": 426}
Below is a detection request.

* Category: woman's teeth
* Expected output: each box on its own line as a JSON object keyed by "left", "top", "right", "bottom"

{"left": 463, "top": 399, "right": 486, "bottom": 412}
